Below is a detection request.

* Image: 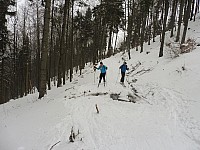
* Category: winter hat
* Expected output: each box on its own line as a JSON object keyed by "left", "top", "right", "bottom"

{"left": 124, "top": 61, "right": 127, "bottom": 64}
{"left": 100, "top": 62, "right": 103, "bottom": 64}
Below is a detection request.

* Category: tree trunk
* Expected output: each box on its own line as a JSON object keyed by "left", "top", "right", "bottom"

{"left": 140, "top": 13, "right": 147, "bottom": 53}
{"left": 181, "top": 0, "right": 192, "bottom": 44}
{"left": 48, "top": 0, "right": 55, "bottom": 90}
{"left": 70, "top": 0, "right": 74, "bottom": 82}
{"left": 39, "top": 0, "right": 51, "bottom": 99}
{"left": 194, "top": 0, "right": 199, "bottom": 21}
{"left": 63, "top": 0, "right": 70, "bottom": 84}
{"left": 58, "top": 0, "right": 68, "bottom": 87}
{"left": 153, "top": 0, "right": 161, "bottom": 42}
{"left": 107, "top": 26, "right": 113, "bottom": 57}
{"left": 175, "top": 0, "right": 184, "bottom": 42}
{"left": 190, "top": 0, "right": 195, "bottom": 21}
{"left": 0, "top": 59, "right": 4, "bottom": 104}
{"left": 13, "top": 19, "right": 17, "bottom": 98}
{"left": 159, "top": 0, "right": 169, "bottom": 57}
{"left": 36, "top": 0, "right": 41, "bottom": 92}
{"left": 127, "top": 0, "right": 133, "bottom": 59}
{"left": 170, "top": 0, "right": 178, "bottom": 37}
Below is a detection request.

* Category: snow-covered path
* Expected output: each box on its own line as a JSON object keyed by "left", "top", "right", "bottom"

{"left": 1, "top": 16, "right": 200, "bottom": 150}
{"left": 1, "top": 48, "right": 200, "bottom": 150}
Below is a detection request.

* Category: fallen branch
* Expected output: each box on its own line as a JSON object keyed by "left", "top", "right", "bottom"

{"left": 127, "top": 94, "right": 137, "bottom": 103}
{"left": 127, "top": 62, "right": 141, "bottom": 75}
{"left": 110, "top": 93, "right": 137, "bottom": 103}
{"left": 110, "top": 93, "right": 120, "bottom": 100}
{"left": 140, "top": 96, "right": 153, "bottom": 105}
{"left": 49, "top": 141, "right": 61, "bottom": 150}
{"left": 117, "top": 98, "right": 135, "bottom": 103}
{"left": 89, "top": 92, "right": 108, "bottom": 96}
{"left": 132, "top": 68, "right": 153, "bottom": 76}
{"left": 65, "top": 86, "right": 74, "bottom": 91}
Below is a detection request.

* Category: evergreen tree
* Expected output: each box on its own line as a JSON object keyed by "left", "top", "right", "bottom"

{"left": 0, "top": 0, "right": 16, "bottom": 104}
{"left": 93, "top": 0, "right": 125, "bottom": 58}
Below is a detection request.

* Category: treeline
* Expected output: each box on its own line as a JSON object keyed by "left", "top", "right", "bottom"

{"left": 0, "top": 0, "right": 199, "bottom": 104}
{"left": 124, "top": 0, "right": 199, "bottom": 58}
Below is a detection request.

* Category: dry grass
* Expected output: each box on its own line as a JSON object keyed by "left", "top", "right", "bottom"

{"left": 180, "top": 38, "right": 196, "bottom": 54}
{"left": 165, "top": 38, "right": 196, "bottom": 58}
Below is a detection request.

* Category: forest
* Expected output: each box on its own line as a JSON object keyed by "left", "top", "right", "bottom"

{"left": 0, "top": 0, "right": 199, "bottom": 104}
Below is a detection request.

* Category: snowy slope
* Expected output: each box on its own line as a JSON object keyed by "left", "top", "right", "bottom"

{"left": 1, "top": 16, "right": 200, "bottom": 150}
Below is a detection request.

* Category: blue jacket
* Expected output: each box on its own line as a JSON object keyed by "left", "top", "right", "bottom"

{"left": 120, "top": 64, "right": 129, "bottom": 73}
{"left": 97, "top": 65, "right": 107, "bottom": 73}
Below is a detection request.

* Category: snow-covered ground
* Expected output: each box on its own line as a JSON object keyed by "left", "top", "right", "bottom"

{"left": 1, "top": 16, "right": 200, "bottom": 150}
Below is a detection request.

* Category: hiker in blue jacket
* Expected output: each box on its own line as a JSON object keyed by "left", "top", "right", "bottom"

{"left": 119, "top": 62, "right": 129, "bottom": 83}
{"left": 94, "top": 62, "right": 108, "bottom": 87}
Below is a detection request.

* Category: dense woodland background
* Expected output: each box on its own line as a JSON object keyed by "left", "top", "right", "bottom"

{"left": 0, "top": 0, "right": 199, "bottom": 104}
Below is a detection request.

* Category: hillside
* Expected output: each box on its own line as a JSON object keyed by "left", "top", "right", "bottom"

{"left": 0, "top": 14, "right": 200, "bottom": 150}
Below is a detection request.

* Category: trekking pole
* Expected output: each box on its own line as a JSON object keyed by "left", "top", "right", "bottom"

{"left": 93, "top": 65, "right": 97, "bottom": 84}
{"left": 94, "top": 71, "right": 96, "bottom": 84}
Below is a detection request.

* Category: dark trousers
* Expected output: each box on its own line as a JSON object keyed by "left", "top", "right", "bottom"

{"left": 99, "top": 73, "right": 106, "bottom": 83}
{"left": 120, "top": 72, "right": 125, "bottom": 83}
